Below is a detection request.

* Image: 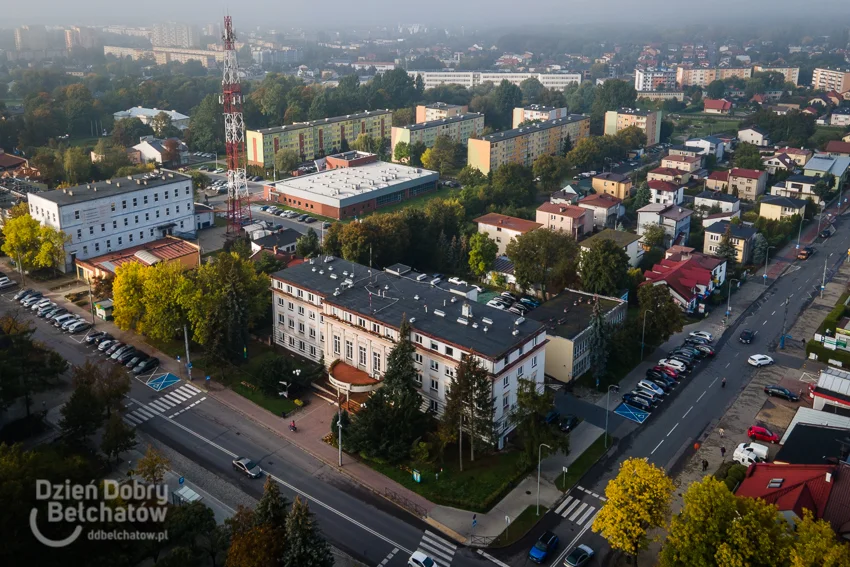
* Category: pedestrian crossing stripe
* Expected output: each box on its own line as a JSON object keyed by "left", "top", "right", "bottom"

{"left": 417, "top": 531, "right": 456, "bottom": 565}
{"left": 568, "top": 502, "right": 588, "bottom": 522}
{"left": 576, "top": 505, "right": 596, "bottom": 526}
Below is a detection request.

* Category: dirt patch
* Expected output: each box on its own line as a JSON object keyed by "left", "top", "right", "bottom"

{"left": 754, "top": 398, "right": 797, "bottom": 436}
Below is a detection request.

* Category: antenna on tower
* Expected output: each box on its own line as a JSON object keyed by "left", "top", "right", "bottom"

{"left": 221, "top": 15, "right": 251, "bottom": 235}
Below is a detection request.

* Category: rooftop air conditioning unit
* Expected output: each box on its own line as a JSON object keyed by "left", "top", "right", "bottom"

{"left": 482, "top": 317, "right": 494, "bottom": 325}
{"left": 434, "top": 309, "right": 445, "bottom": 317}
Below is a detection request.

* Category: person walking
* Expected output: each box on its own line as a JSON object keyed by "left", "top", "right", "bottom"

{"left": 719, "top": 428, "right": 725, "bottom": 439}
{"left": 720, "top": 446, "right": 726, "bottom": 458}
{"left": 702, "top": 459, "right": 709, "bottom": 472}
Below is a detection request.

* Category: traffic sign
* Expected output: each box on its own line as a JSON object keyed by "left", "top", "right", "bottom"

{"left": 178, "top": 476, "right": 184, "bottom": 485}
{"left": 472, "top": 514, "right": 477, "bottom": 528}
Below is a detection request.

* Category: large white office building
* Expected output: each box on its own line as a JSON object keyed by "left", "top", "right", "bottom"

{"left": 27, "top": 171, "right": 196, "bottom": 272}
{"left": 271, "top": 258, "right": 547, "bottom": 449}
{"left": 408, "top": 70, "right": 582, "bottom": 91}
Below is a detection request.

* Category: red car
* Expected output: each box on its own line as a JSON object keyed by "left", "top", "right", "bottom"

{"left": 653, "top": 365, "right": 681, "bottom": 380}
{"left": 748, "top": 425, "right": 779, "bottom": 444}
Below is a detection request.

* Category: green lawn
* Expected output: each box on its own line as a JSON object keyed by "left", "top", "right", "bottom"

{"left": 555, "top": 433, "right": 613, "bottom": 492}
{"left": 356, "top": 185, "right": 462, "bottom": 219}
{"left": 490, "top": 505, "right": 547, "bottom": 547}
{"left": 233, "top": 383, "right": 297, "bottom": 416}
{"left": 365, "top": 449, "right": 531, "bottom": 513}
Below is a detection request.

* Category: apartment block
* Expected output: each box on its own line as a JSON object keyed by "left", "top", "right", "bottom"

{"left": 512, "top": 105, "right": 568, "bottom": 128}
{"left": 675, "top": 66, "right": 752, "bottom": 88}
{"left": 467, "top": 115, "right": 590, "bottom": 175}
{"left": 26, "top": 171, "right": 195, "bottom": 273}
{"left": 604, "top": 108, "right": 662, "bottom": 147}
{"left": 634, "top": 68, "right": 677, "bottom": 91}
{"left": 753, "top": 65, "right": 800, "bottom": 86}
{"left": 65, "top": 26, "right": 99, "bottom": 50}
{"left": 270, "top": 258, "right": 548, "bottom": 448}
{"left": 152, "top": 22, "right": 200, "bottom": 48}
{"left": 415, "top": 102, "right": 468, "bottom": 123}
{"left": 391, "top": 113, "right": 484, "bottom": 159}
{"left": 14, "top": 25, "right": 47, "bottom": 51}
{"left": 811, "top": 68, "right": 850, "bottom": 93}
{"left": 247, "top": 110, "right": 393, "bottom": 168}
{"left": 475, "top": 213, "right": 542, "bottom": 255}
{"left": 408, "top": 71, "right": 581, "bottom": 91}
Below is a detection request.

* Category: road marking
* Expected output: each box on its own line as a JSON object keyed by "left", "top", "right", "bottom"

{"left": 379, "top": 548, "right": 398, "bottom": 566}
{"left": 418, "top": 531, "right": 455, "bottom": 564}
{"left": 167, "top": 391, "right": 190, "bottom": 402}
{"left": 763, "top": 320, "right": 767, "bottom": 326}
{"left": 477, "top": 549, "right": 511, "bottom": 567}
{"left": 771, "top": 310, "right": 776, "bottom": 316}
{"left": 123, "top": 413, "right": 142, "bottom": 425}
{"left": 555, "top": 495, "right": 574, "bottom": 515}
{"left": 182, "top": 383, "right": 202, "bottom": 395}
{"left": 576, "top": 505, "right": 596, "bottom": 526}
{"left": 148, "top": 400, "right": 170, "bottom": 412}
{"left": 651, "top": 439, "right": 664, "bottom": 455}
{"left": 725, "top": 363, "right": 730, "bottom": 368}
{"left": 735, "top": 352, "right": 739, "bottom": 357}
{"left": 697, "top": 391, "right": 706, "bottom": 402}
{"left": 683, "top": 406, "right": 693, "bottom": 418}
{"left": 424, "top": 530, "right": 457, "bottom": 551}
{"left": 568, "top": 502, "right": 589, "bottom": 522}
{"left": 562, "top": 498, "right": 581, "bottom": 518}
{"left": 126, "top": 395, "right": 415, "bottom": 556}
{"left": 135, "top": 407, "right": 155, "bottom": 419}
{"left": 667, "top": 423, "right": 678, "bottom": 437}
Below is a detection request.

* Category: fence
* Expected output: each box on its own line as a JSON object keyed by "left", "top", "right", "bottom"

{"left": 383, "top": 488, "right": 426, "bottom": 518}
{"left": 469, "top": 534, "right": 497, "bottom": 547}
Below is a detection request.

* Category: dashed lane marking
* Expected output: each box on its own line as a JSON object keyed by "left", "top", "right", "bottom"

{"left": 651, "top": 439, "right": 664, "bottom": 455}
{"left": 477, "top": 550, "right": 510, "bottom": 567}
{"left": 378, "top": 548, "right": 398, "bottom": 566}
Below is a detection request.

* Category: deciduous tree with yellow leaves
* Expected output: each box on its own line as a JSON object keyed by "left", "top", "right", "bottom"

{"left": 592, "top": 457, "right": 674, "bottom": 565}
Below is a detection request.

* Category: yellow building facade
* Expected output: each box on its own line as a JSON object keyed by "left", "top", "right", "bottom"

{"left": 391, "top": 113, "right": 484, "bottom": 161}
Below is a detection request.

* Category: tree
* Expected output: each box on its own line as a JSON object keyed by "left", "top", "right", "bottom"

{"left": 112, "top": 117, "right": 154, "bottom": 147}
{"left": 567, "top": 136, "right": 604, "bottom": 171}
{"left": 136, "top": 444, "right": 170, "bottom": 484}
{"left": 101, "top": 413, "right": 137, "bottom": 464}
{"left": 588, "top": 298, "right": 610, "bottom": 384}
{"left": 791, "top": 510, "right": 850, "bottom": 567}
{"left": 520, "top": 77, "right": 545, "bottom": 104}
{"left": 752, "top": 233, "right": 769, "bottom": 265}
{"left": 113, "top": 261, "right": 149, "bottom": 331}
{"left": 93, "top": 138, "right": 131, "bottom": 178}
{"left": 59, "top": 382, "right": 104, "bottom": 442}
{"left": 255, "top": 476, "right": 289, "bottom": 530}
{"left": 442, "top": 354, "right": 495, "bottom": 466}
{"left": 63, "top": 147, "right": 91, "bottom": 185}
{"left": 141, "top": 261, "right": 188, "bottom": 341}
{"left": 533, "top": 154, "right": 570, "bottom": 191}
{"left": 393, "top": 140, "right": 410, "bottom": 163}
{"left": 296, "top": 228, "right": 321, "bottom": 258}
{"left": 814, "top": 173, "right": 836, "bottom": 201}
{"left": 510, "top": 377, "right": 569, "bottom": 462}
{"left": 580, "top": 239, "right": 630, "bottom": 296}
{"left": 166, "top": 500, "right": 217, "bottom": 555}
{"left": 715, "top": 224, "right": 739, "bottom": 267}
{"left": 1, "top": 212, "right": 42, "bottom": 271}
{"left": 491, "top": 162, "right": 535, "bottom": 206}
{"left": 282, "top": 496, "right": 333, "bottom": 567}
{"left": 634, "top": 182, "right": 651, "bottom": 209}
{"left": 615, "top": 125, "right": 647, "bottom": 150}
{"left": 151, "top": 111, "right": 174, "bottom": 137}
{"left": 507, "top": 229, "right": 580, "bottom": 300}
{"left": 641, "top": 223, "right": 667, "bottom": 249}
{"left": 72, "top": 360, "right": 130, "bottom": 418}
{"left": 591, "top": 80, "right": 638, "bottom": 132}
{"left": 409, "top": 141, "right": 427, "bottom": 167}
{"left": 637, "top": 281, "right": 683, "bottom": 347}
{"left": 468, "top": 232, "right": 498, "bottom": 277}
{"left": 275, "top": 149, "right": 300, "bottom": 174}
{"left": 592, "top": 457, "right": 674, "bottom": 564}
{"left": 190, "top": 170, "right": 211, "bottom": 191}
{"left": 706, "top": 80, "right": 727, "bottom": 99}
{"left": 226, "top": 507, "right": 283, "bottom": 567}
{"left": 161, "top": 138, "right": 181, "bottom": 166}
{"left": 492, "top": 79, "right": 524, "bottom": 129}
{"left": 350, "top": 133, "right": 381, "bottom": 154}
{"left": 188, "top": 94, "right": 224, "bottom": 153}
{"left": 420, "top": 135, "right": 457, "bottom": 174}
{"left": 457, "top": 164, "right": 486, "bottom": 187}
{"left": 35, "top": 224, "right": 71, "bottom": 273}
{"left": 200, "top": 524, "right": 231, "bottom": 567}
{"left": 733, "top": 142, "right": 764, "bottom": 170}
{"left": 714, "top": 495, "right": 794, "bottom": 567}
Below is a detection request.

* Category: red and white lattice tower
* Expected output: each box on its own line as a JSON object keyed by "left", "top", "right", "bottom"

{"left": 221, "top": 15, "right": 251, "bottom": 235}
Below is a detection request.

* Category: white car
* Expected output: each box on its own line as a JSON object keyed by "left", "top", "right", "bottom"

{"left": 408, "top": 551, "right": 437, "bottom": 567}
{"left": 748, "top": 354, "right": 774, "bottom": 367}
{"left": 689, "top": 331, "right": 713, "bottom": 342}
{"left": 659, "top": 359, "right": 687, "bottom": 373}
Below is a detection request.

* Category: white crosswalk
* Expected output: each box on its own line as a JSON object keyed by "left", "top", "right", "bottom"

{"left": 553, "top": 487, "right": 604, "bottom": 529}
{"left": 123, "top": 383, "right": 205, "bottom": 426}
{"left": 416, "top": 530, "right": 457, "bottom": 566}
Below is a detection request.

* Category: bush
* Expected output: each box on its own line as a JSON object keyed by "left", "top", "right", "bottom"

{"left": 724, "top": 476, "right": 739, "bottom": 491}
{"left": 817, "top": 292, "right": 850, "bottom": 335}
{"left": 727, "top": 464, "right": 747, "bottom": 484}
{"left": 806, "top": 339, "right": 850, "bottom": 367}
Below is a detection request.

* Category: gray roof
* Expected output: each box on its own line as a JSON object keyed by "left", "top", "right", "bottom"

{"left": 255, "top": 109, "right": 392, "bottom": 134}
{"left": 785, "top": 174, "right": 821, "bottom": 184}
{"left": 688, "top": 135, "right": 723, "bottom": 144}
{"left": 527, "top": 289, "right": 624, "bottom": 341}
{"left": 593, "top": 172, "right": 630, "bottom": 183}
{"left": 402, "top": 113, "right": 483, "bottom": 132}
{"left": 271, "top": 257, "right": 544, "bottom": 359}
{"left": 580, "top": 228, "right": 640, "bottom": 249}
{"left": 28, "top": 171, "right": 189, "bottom": 206}
{"left": 424, "top": 102, "right": 464, "bottom": 109}
{"left": 760, "top": 195, "right": 808, "bottom": 209}
{"left": 481, "top": 115, "right": 588, "bottom": 143}
{"left": 254, "top": 228, "right": 302, "bottom": 249}
{"left": 695, "top": 190, "right": 739, "bottom": 203}
{"left": 739, "top": 126, "right": 769, "bottom": 136}
{"left": 705, "top": 219, "right": 757, "bottom": 238}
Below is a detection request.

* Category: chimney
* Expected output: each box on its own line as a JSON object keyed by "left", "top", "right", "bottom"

{"left": 273, "top": 245, "right": 279, "bottom": 255}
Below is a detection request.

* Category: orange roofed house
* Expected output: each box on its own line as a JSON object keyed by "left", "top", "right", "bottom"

{"left": 74, "top": 236, "right": 201, "bottom": 281}
{"left": 705, "top": 168, "right": 768, "bottom": 201}
{"left": 703, "top": 98, "right": 733, "bottom": 115}
{"left": 474, "top": 213, "right": 542, "bottom": 255}
{"left": 536, "top": 202, "right": 592, "bottom": 239}
{"left": 643, "top": 254, "right": 717, "bottom": 312}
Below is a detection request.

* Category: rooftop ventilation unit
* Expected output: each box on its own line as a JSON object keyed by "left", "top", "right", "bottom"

{"left": 472, "top": 322, "right": 479, "bottom": 329}
{"left": 409, "top": 317, "right": 416, "bottom": 324}
{"left": 457, "top": 317, "right": 468, "bottom": 325}
{"left": 330, "top": 273, "right": 338, "bottom": 279}
{"left": 512, "top": 329, "right": 520, "bottom": 336}
{"left": 434, "top": 309, "right": 445, "bottom": 317}
{"left": 515, "top": 317, "right": 525, "bottom": 325}
{"left": 414, "top": 295, "right": 420, "bottom": 300}
{"left": 483, "top": 326, "right": 489, "bottom": 333}
{"left": 482, "top": 317, "right": 494, "bottom": 325}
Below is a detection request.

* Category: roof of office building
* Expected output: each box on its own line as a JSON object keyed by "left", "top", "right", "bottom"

{"left": 27, "top": 170, "right": 189, "bottom": 206}
{"left": 401, "top": 113, "right": 483, "bottom": 131}
{"left": 254, "top": 109, "right": 393, "bottom": 135}
{"left": 527, "top": 289, "right": 624, "bottom": 341}
{"left": 480, "top": 115, "right": 588, "bottom": 143}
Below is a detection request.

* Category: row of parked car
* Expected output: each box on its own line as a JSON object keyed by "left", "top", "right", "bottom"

{"left": 0, "top": 271, "right": 18, "bottom": 290}
{"left": 14, "top": 289, "right": 92, "bottom": 334}
{"left": 622, "top": 331, "right": 717, "bottom": 413}
{"left": 259, "top": 205, "right": 333, "bottom": 228}
{"left": 485, "top": 292, "right": 540, "bottom": 316}
{"left": 86, "top": 331, "right": 160, "bottom": 374}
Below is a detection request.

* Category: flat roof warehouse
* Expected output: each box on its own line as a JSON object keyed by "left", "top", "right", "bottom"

{"left": 268, "top": 161, "right": 438, "bottom": 208}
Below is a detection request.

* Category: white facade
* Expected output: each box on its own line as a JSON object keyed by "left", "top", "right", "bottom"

{"left": 685, "top": 137, "right": 726, "bottom": 161}
{"left": 408, "top": 70, "right": 581, "bottom": 91}
{"left": 650, "top": 185, "right": 684, "bottom": 206}
{"left": 830, "top": 110, "right": 850, "bottom": 127}
{"left": 114, "top": 107, "right": 190, "bottom": 130}
{"left": 634, "top": 68, "right": 676, "bottom": 91}
{"left": 738, "top": 128, "right": 770, "bottom": 147}
{"left": 694, "top": 193, "right": 740, "bottom": 214}
{"left": 27, "top": 172, "right": 195, "bottom": 272}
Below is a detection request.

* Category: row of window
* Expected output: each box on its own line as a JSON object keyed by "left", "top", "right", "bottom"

{"left": 70, "top": 186, "right": 192, "bottom": 221}
{"left": 72, "top": 206, "right": 189, "bottom": 243}
{"left": 331, "top": 336, "right": 384, "bottom": 374}
{"left": 79, "top": 224, "right": 182, "bottom": 256}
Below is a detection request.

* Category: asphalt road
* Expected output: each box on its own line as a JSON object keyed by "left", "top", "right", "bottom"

{"left": 1, "top": 297, "right": 489, "bottom": 567}
{"left": 505, "top": 211, "right": 850, "bottom": 565}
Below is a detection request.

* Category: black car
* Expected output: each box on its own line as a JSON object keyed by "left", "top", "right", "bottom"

{"left": 13, "top": 288, "right": 35, "bottom": 301}
{"left": 764, "top": 384, "right": 800, "bottom": 402}
{"left": 669, "top": 353, "right": 696, "bottom": 366}
{"left": 558, "top": 415, "right": 579, "bottom": 433}
{"left": 92, "top": 333, "right": 114, "bottom": 345}
{"left": 650, "top": 374, "right": 677, "bottom": 389}
{"left": 739, "top": 329, "right": 755, "bottom": 344}
{"left": 114, "top": 347, "right": 137, "bottom": 364}
{"left": 622, "top": 393, "right": 652, "bottom": 412}
{"left": 692, "top": 344, "right": 716, "bottom": 356}
{"left": 684, "top": 337, "right": 710, "bottom": 347}
{"left": 646, "top": 369, "right": 667, "bottom": 382}
{"left": 132, "top": 357, "right": 159, "bottom": 375}
{"left": 125, "top": 353, "right": 149, "bottom": 369}
{"left": 821, "top": 228, "right": 832, "bottom": 239}
{"left": 85, "top": 331, "right": 109, "bottom": 344}
{"left": 646, "top": 376, "right": 674, "bottom": 392}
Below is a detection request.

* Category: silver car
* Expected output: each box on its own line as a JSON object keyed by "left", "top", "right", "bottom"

{"left": 231, "top": 457, "right": 263, "bottom": 478}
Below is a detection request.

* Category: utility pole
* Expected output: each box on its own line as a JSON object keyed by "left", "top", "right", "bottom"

{"left": 763, "top": 246, "right": 775, "bottom": 287}
{"left": 779, "top": 297, "right": 790, "bottom": 349}
{"left": 183, "top": 324, "right": 192, "bottom": 381}
{"left": 337, "top": 387, "right": 343, "bottom": 467}
{"left": 87, "top": 278, "right": 96, "bottom": 328}
{"left": 822, "top": 257, "right": 828, "bottom": 298}
{"left": 641, "top": 309, "right": 654, "bottom": 360}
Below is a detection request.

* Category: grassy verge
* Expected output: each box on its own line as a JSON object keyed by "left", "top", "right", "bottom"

{"left": 356, "top": 185, "right": 462, "bottom": 219}
{"left": 364, "top": 449, "right": 531, "bottom": 513}
{"left": 233, "top": 383, "right": 297, "bottom": 416}
{"left": 555, "top": 433, "right": 613, "bottom": 492}
{"left": 490, "top": 505, "right": 547, "bottom": 547}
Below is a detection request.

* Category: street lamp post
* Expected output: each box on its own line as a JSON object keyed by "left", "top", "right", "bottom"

{"left": 796, "top": 215, "right": 804, "bottom": 250}
{"left": 763, "top": 246, "right": 776, "bottom": 287}
{"left": 641, "top": 309, "right": 655, "bottom": 360}
{"left": 725, "top": 278, "right": 741, "bottom": 323}
{"left": 537, "top": 443, "right": 552, "bottom": 516}
{"left": 605, "top": 385, "right": 620, "bottom": 448}
{"left": 821, "top": 253, "right": 833, "bottom": 298}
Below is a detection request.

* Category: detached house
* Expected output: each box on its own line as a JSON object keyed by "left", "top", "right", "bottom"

{"left": 770, "top": 174, "right": 823, "bottom": 205}
{"left": 825, "top": 141, "right": 850, "bottom": 157}
{"left": 661, "top": 154, "right": 702, "bottom": 173}
{"left": 762, "top": 153, "right": 797, "bottom": 175}
{"left": 685, "top": 136, "right": 725, "bottom": 161}
{"left": 648, "top": 180, "right": 684, "bottom": 205}
{"left": 475, "top": 213, "right": 542, "bottom": 256}
{"left": 830, "top": 108, "right": 850, "bottom": 127}
{"left": 580, "top": 229, "right": 643, "bottom": 267}
{"left": 704, "top": 220, "right": 757, "bottom": 263}
{"left": 637, "top": 203, "right": 692, "bottom": 247}
{"left": 693, "top": 190, "right": 740, "bottom": 214}
{"left": 591, "top": 172, "right": 632, "bottom": 200}
{"left": 643, "top": 256, "right": 716, "bottom": 312}
{"left": 648, "top": 166, "right": 690, "bottom": 185}
{"left": 705, "top": 168, "right": 768, "bottom": 201}
{"left": 577, "top": 193, "right": 623, "bottom": 230}
{"left": 804, "top": 154, "right": 850, "bottom": 191}
{"left": 703, "top": 98, "right": 733, "bottom": 115}
{"left": 759, "top": 195, "right": 808, "bottom": 220}
{"left": 737, "top": 126, "right": 771, "bottom": 147}
{"left": 535, "top": 202, "right": 592, "bottom": 239}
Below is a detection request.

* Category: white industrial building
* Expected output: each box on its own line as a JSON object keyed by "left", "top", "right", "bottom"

{"left": 408, "top": 70, "right": 582, "bottom": 91}
{"left": 113, "top": 107, "right": 190, "bottom": 130}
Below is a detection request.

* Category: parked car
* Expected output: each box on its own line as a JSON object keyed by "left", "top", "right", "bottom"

{"left": 564, "top": 544, "right": 595, "bottom": 566}
{"left": 764, "top": 385, "right": 800, "bottom": 402}
{"left": 67, "top": 321, "right": 90, "bottom": 334}
{"left": 304, "top": 216, "right": 316, "bottom": 223}
{"left": 53, "top": 314, "right": 77, "bottom": 327}
{"left": 115, "top": 348, "right": 139, "bottom": 365}
{"left": 684, "top": 336, "right": 710, "bottom": 347}
{"left": 638, "top": 379, "right": 667, "bottom": 397}
{"left": 61, "top": 317, "right": 84, "bottom": 331}
{"left": 622, "top": 393, "right": 652, "bottom": 412}
{"left": 528, "top": 531, "right": 559, "bottom": 564}
{"left": 125, "top": 353, "right": 149, "bottom": 368}
{"left": 630, "top": 390, "right": 660, "bottom": 406}
{"left": 13, "top": 288, "right": 35, "bottom": 301}
{"left": 21, "top": 293, "right": 44, "bottom": 307}
{"left": 659, "top": 359, "right": 687, "bottom": 373}
{"left": 132, "top": 357, "right": 159, "bottom": 374}
{"left": 85, "top": 331, "right": 109, "bottom": 344}
{"left": 649, "top": 374, "right": 677, "bottom": 390}
{"left": 668, "top": 355, "right": 695, "bottom": 369}
{"left": 748, "top": 425, "right": 780, "bottom": 443}
{"left": 31, "top": 298, "right": 53, "bottom": 311}
{"left": 92, "top": 333, "right": 114, "bottom": 345}
{"left": 46, "top": 308, "right": 69, "bottom": 321}
{"left": 232, "top": 457, "right": 263, "bottom": 478}
{"left": 739, "top": 329, "right": 755, "bottom": 344}
{"left": 558, "top": 415, "right": 579, "bottom": 433}
{"left": 748, "top": 354, "right": 774, "bottom": 367}
{"left": 97, "top": 339, "right": 117, "bottom": 352}
{"left": 692, "top": 344, "right": 716, "bottom": 356}
{"left": 104, "top": 342, "right": 125, "bottom": 356}
{"left": 689, "top": 331, "right": 713, "bottom": 342}
{"left": 820, "top": 228, "right": 832, "bottom": 239}
{"left": 111, "top": 345, "right": 135, "bottom": 361}
{"left": 0, "top": 277, "right": 17, "bottom": 290}
{"left": 646, "top": 369, "right": 667, "bottom": 382}
{"left": 40, "top": 306, "right": 62, "bottom": 318}
{"left": 653, "top": 365, "right": 681, "bottom": 380}
{"left": 297, "top": 214, "right": 308, "bottom": 222}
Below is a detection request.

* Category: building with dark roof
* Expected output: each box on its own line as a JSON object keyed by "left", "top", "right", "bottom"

{"left": 580, "top": 228, "right": 643, "bottom": 266}
{"left": 270, "top": 257, "right": 547, "bottom": 449}
{"left": 774, "top": 424, "right": 850, "bottom": 465}
{"left": 0, "top": 150, "right": 27, "bottom": 173}
{"left": 527, "top": 289, "right": 626, "bottom": 382}
{"left": 415, "top": 102, "right": 468, "bottom": 123}
{"left": 250, "top": 228, "right": 301, "bottom": 255}
{"left": 759, "top": 195, "right": 808, "bottom": 220}
{"left": 391, "top": 112, "right": 485, "bottom": 160}
{"left": 704, "top": 220, "right": 757, "bottom": 263}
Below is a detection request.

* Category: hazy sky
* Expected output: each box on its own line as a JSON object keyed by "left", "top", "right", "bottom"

{"left": 5, "top": 0, "right": 850, "bottom": 29}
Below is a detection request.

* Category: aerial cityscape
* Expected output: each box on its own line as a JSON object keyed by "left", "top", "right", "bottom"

{"left": 3, "top": 6, "right": 850, "bottom": 567}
